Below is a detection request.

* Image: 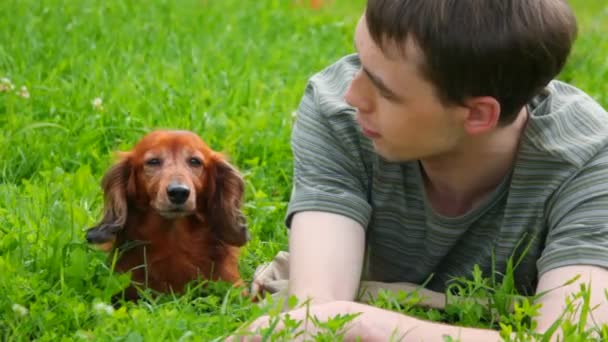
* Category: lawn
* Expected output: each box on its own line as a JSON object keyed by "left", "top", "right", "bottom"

{"left": 0, "top": 0, "right": 607, "bottom": 341}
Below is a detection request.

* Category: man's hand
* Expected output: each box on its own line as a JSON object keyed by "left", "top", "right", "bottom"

{"left": 227, "top": 300, "right": 418, "bottom": 341}
{"left": 227, "top": 299, "right": 508, "bottom": 341}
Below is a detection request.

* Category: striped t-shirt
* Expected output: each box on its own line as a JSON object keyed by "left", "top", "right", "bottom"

{"left": 285, "top": 53, "right": 608, "bottom": 294}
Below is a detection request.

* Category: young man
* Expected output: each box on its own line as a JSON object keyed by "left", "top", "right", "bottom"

{"left": 236, "top": 0, "right": 608, "bottom": 340}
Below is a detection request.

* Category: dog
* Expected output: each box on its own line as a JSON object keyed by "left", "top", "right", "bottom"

{"left": 85, "top": 129, "right": 249, "bottom": 301}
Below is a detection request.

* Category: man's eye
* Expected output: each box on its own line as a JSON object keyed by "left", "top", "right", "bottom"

{"left": 378, "top": 88, "right": 396, "bottom": 100}
{"left": 145, "top": 158, "right": 162, "bottom": 166}
{"left": 188, "top": 157, "right": 203, "bottom": 167}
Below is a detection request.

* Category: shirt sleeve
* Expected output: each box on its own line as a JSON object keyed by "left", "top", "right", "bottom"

{"left": 538, "top": 151, "right": 608, "bottom": 276}
{"left": 284, "top": 76, "right": 372, "bottom": 230}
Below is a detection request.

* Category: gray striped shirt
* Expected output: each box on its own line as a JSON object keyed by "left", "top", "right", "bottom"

{"left": 285, "top": 53, "right": 608, "bottom": 294}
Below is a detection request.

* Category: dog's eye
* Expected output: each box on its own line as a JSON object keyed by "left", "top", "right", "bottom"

{"left": 188, "top": 157, "right": 203, "bottom": 167}
{"left": 145, "top": 158, "right": 162, "bottom": 166}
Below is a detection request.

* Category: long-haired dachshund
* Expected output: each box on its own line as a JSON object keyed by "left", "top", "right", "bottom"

{"left": 85, "top": 130, "right": 249, "bottom": 300}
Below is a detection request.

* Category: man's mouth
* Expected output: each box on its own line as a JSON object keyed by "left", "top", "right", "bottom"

{"left": 356, "top": 117, "right": 381, "bottom": 138}
{"left": 361, "top": 126, "right": 381, "bottom": 138}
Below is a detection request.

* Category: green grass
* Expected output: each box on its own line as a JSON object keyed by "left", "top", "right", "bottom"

{"left": 0, "top": 0, "right": 607, "bottom": 341}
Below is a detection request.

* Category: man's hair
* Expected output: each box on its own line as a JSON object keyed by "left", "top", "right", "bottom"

{"left": 366, "top": 0, "right": 578, "bottom": 124}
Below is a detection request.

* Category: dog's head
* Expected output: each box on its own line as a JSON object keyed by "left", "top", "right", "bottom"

{"left": 85, "top": 130, "right": 249, "bottom": 249}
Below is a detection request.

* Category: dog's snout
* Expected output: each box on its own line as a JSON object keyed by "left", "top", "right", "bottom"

{"left": 167, "top": 183, "right": 190, "bottom": 205}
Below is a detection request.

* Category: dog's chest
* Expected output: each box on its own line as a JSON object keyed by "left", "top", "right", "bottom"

{"left": 117, "top": 224, "right": 224, "bottom": 290}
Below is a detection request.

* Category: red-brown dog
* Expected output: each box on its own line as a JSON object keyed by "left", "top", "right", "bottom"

{"left": 85, "top": 130, "right": 249, "bottom": 300}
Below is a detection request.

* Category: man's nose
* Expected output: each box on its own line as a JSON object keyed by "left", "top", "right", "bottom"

{"left": 344, "top": 70, "right": 373, "bottom": 113}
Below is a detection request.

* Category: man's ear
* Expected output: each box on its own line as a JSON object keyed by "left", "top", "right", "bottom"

{"left": 462, "top": 96, "right": 500, "bottom": 135}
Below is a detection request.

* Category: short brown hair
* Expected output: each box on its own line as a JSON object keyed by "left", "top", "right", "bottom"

{"left": 366, "top": 0, "right": 578, "bottom": 124}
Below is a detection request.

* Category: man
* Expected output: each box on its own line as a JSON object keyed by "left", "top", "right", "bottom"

{"left": 235, "top": 0, "right": 608, "bottom": 340}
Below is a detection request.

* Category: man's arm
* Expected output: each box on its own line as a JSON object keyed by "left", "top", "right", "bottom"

{"left": 352, "top": 265, "right": 608, "bottom": 341}
{"left": 535, "top": 265, "right": 608, "bottom": 337}
{"left": 532, "top": 146, "right": 608, "bottom": 338}
{"left": 340, "top": 266, "right": 608, "bottom": 341}
{"left": 288, "top": 211, "right": 366, "bottom": 304}
{"left": 238, "top": 268, "right": 608, "bottom": 342}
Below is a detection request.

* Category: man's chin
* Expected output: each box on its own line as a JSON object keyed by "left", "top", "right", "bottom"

{"left": 373, "top": 145, "right": 415, "bottom": 163}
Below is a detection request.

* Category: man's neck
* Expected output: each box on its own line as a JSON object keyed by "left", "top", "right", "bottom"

{"left": 420, "top": 107, "right": 529, "bottom": 217}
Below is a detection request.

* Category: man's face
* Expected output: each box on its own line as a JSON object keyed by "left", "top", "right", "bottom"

{"left": 345, "top": 15, "right": 468, "bottom": 162}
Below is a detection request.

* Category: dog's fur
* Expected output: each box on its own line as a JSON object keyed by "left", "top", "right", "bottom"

{"left": 85, "top": 130, "right": 249, "bottom": 300}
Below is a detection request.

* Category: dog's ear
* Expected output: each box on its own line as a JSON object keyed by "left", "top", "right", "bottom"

{"left": 203, "top": 155, "right": 250, "bottom": 246}
{"left": 86, "top": 154, "right": 134, "bottom": 248}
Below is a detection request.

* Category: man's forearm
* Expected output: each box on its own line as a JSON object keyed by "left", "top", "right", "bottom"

{"left": 342, "top": 304, "right": 504, "bottom": 342}
{"left": 534, "top": 265, "right": 608, "bottom": 340}
{"left": 394, "top": 316, "right": 503, "bottom": 342}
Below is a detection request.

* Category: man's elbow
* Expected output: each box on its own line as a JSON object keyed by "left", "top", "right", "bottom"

{"left": 288, "top": 281, "right": 359, "bottom": 305}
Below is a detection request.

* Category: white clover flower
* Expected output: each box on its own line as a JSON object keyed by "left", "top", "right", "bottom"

{"left": 11, "top": 303, "right": 28, "bottom": 317}
{"left": 0, "top": 77, "right": 14, "bottom": 92}
{"left": 17, "top": 85, "right": 30, "bottom": 99}
{"left": 75, "top": 330, "right": 94, "bottom": 340}
{"left": 93, "top": 302, "right": 114, "bottom": 315}
{"left": 91, "top": 97, "right": 103, "bottom": 111}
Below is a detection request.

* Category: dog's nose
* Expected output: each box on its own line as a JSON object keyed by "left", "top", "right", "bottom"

{"left": 167, "top": 183, "right": 190, "bottom": 205}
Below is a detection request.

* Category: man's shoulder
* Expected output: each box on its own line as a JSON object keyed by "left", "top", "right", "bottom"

{"left": 294, "top": 54, "right": 369, "bottom": 148}
{"left": 309, "top": 53, "right": 361, "bottom": 90}
{"left": 524, "top": 80, "right": 608, "bottom": 167}
{"left": 299, "top": 53, "right": 360, "bottom": 117}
